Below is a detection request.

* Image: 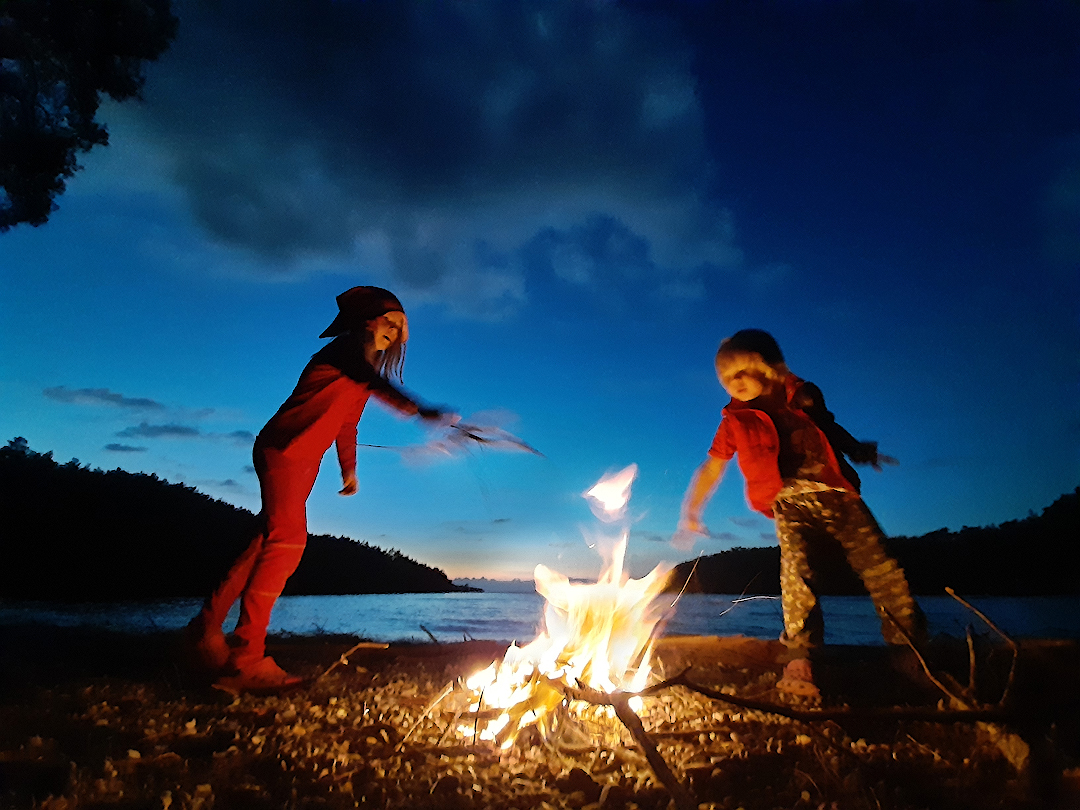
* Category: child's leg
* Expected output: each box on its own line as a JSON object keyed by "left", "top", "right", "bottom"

{"left": 773, "top": 495, "right": 826, "bottom": 656}
{"left": 196, "top": 531, "right": 264, "bottom": 635}
{"left": 822, "top": 491, "right": 926, "bottom": 646}
{"left": 230, "top": 452, "right": 321, "bottom": 670}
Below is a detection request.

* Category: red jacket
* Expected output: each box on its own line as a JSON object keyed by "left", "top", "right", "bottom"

{"left": 256, "top": 337, "right": 419, "bottom": 471}
{"left": 708, "top": 394, "right": 854, "bottom": 518}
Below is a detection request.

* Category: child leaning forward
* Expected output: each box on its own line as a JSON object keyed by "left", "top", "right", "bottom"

{"left": 677, "top": 329, "right": 925, "bottom": 697}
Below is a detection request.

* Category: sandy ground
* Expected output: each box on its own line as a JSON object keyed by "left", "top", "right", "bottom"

{"left": 1, "top": 625, "right": 1078, "bottom": 810}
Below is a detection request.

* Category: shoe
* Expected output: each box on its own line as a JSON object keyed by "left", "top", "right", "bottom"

{"left": 776, "top": 658, "right": 820, "bottom": 698}
{"left": 185, "top": 618, "right": 230, "bottom": 671}
{"left": 213, "top": 656, "right": 304, "bottom": 694}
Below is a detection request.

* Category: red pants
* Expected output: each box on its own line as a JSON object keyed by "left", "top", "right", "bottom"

{"left": 199, "top": 445, "right": 320, "bottom": 668}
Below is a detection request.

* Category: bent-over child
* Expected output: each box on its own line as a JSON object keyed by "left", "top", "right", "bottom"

{"left": 187, "top": 286, "right": 452, "bottom": 691}
{"left": 677, "top": 329, "right": 925, "bottom": 696}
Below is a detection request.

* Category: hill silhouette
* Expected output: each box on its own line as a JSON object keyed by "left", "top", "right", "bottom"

{"left": 668, "top": 487, "right": 1079, "bottom": 597}
{"left": 0, "top": 438, "right": 471, "bottom": 600}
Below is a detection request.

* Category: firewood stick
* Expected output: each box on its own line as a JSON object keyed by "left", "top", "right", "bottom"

{"left": 561, "top": 685, "right": 697, "bottom": 810}
{"left": 611, "top": 695, "right": 698, "bottom": 810}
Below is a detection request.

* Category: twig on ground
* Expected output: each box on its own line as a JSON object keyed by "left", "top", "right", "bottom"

{"left": 397, "top": 681, "right": 456, "bottom": 751}
{"left": 318, "top": 640, "right": 389, "bottom": 679}
{"left": 420, "top": 625, "right": 440, "bottom": 645}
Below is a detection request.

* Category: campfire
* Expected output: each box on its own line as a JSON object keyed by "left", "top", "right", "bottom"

{"left": 453, "top": 464, "right": 673, "bottom": 748}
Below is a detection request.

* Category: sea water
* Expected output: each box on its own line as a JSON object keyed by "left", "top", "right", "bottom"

{"left": 1, "top": 593, "right": 1078, "bottom": 646}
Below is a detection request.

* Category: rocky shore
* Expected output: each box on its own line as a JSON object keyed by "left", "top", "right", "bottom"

{"left": 1, "top": 626, "right": 1078, "bottom": 809}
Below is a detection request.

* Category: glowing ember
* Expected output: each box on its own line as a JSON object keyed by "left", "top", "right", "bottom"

{"left": 457, "top": 465, "right": 671, "bottom": 748}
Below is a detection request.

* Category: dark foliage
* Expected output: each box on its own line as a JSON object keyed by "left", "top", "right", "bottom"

{"left": 670, "top": 488, "right": 1079, "bottom": 597}
{"left": 0, "top": 437, "right": 469, "bottom": 600}
{"left": 0, "top": 0, "right": 177, "bottom": 230}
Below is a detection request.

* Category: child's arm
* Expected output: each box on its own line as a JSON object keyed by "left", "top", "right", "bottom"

{"left": 674, "top": 455, "right": 728, "bottom": 548}
{"left": 793, "top": 381, "right": 884, "bottom": 466}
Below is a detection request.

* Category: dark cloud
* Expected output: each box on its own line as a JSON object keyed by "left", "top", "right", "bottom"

{"left": 117, "top": 422, "right": 199, "bottom": 439}
{"left": 636, "top": 532, "right": 668, "bottom": 544}
{"left": 44, "top": 386, "right": 165, "bottom": 410}
{"left": 710, "top": 531, "right": 742, "bottom": 543}
{"left": 727, "top": 516, "right": 762, "bottom": 528}
{"left": 114, "top": 423, "right": 256, "bottom": 445}
{"left": 103, "top": 443, "right": 148, "bottom": 453}
{"left": 131, "top": 0, "right": 736, "bottom": 315}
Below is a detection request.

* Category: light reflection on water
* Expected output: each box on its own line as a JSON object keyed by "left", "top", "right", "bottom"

{"left": 2, "top": 593, "right": 1078, "bottom": 645}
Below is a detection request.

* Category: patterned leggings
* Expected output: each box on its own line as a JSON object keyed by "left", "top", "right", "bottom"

{"left": 774, "top": 488, "right": 925, "bottom": 656}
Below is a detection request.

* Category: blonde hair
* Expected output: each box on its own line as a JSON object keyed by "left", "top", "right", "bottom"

{"left": 714, "top": 344, "right": 789, "bottom": 383}
{"left": 373, "top": 340, "right": 406, "bottom": 382}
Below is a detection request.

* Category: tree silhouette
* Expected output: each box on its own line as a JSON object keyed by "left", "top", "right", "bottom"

{"left": 0, "top": 438, "right": 472, "bottom": 600}
{"left": 670, "top": 488, "right": 1079, "bottom": 597}
{"left": 0, "top": 0, "right": 177, "bottom": 230}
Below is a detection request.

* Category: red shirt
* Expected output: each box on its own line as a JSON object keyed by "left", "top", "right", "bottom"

{"left": 256, "top": 337, "right": 418, "bottom": 472}
{"left": 708, "top": 398, "right": 854, "bottom": 518}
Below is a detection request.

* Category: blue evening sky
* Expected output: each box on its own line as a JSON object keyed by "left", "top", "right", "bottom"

{"left": 2, "top": 0, "right": 1077, "bottom": 582}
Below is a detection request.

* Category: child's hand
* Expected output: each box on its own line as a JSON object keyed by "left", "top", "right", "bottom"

{"left": 671, "top": 529, "right": 699, "bottom": 552}
{"left": 872, "top": 453, "right": 899, "bottom": 472}
{"left": 339, "top": 472, "right": 359, "bottom": 496}
{"left": 418, "top": 407, "right": 460, "bottom": 427}
{"left": 672, "top": 516, "right": 707, "bottom": 551}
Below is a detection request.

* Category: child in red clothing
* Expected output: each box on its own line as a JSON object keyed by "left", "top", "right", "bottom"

{"left": 677, "top": 330, "right": 924, "bottom": 697}
{"left": 188, "top": 286, "right": 451, "bottom": 691}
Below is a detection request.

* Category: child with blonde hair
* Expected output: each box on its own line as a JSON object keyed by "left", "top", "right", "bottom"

{"left": 188, "top": 286, "right": 452, "bottom": 691}
{"left": 678, "top": 329, "right": 924, "bottom": 696}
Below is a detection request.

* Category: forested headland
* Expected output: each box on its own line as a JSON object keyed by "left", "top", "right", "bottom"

{"left": 0, "top": 438, "right": 472, "bottom": 601}
{"left": 669, "top": 486, "right": 1079, "bottom": 597}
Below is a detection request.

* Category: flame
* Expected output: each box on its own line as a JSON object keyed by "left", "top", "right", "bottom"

{"left": 456, "top": 465, "right": 671, "bottom": 748}
{"left": 583, "top": 463, "right": 638, "bottom": 521}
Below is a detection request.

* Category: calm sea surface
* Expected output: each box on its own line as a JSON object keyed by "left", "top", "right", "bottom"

{"left": 2, "top": 593, "right": 1078, "bottom": 646}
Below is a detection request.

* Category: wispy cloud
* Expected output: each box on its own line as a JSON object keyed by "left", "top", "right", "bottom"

{"left": 103, "top": 443, "right": 148, "bottom": 453}
{"left": 44, "top": 386, "right": 165, "bottom": 410}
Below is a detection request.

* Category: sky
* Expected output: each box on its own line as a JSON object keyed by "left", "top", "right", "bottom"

{"left": 1, "top": 0, "right": 1077, "bottom": 583}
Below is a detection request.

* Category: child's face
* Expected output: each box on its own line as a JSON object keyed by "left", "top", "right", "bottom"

{"left": 717, "top": 356, "right": 772, "bottom": 402}
{"left": 367, "top": 311, "right": 407, "bottom": 352}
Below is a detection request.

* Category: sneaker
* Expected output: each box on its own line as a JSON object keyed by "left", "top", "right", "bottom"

{"left": 184, "top": 618, "right": 230, "bottom": 671}
{"left": 776, "top": 658, "right": 820, "bottom": 698}
{"left": 213, "top": 656, "right": 304, "bottom": 694}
